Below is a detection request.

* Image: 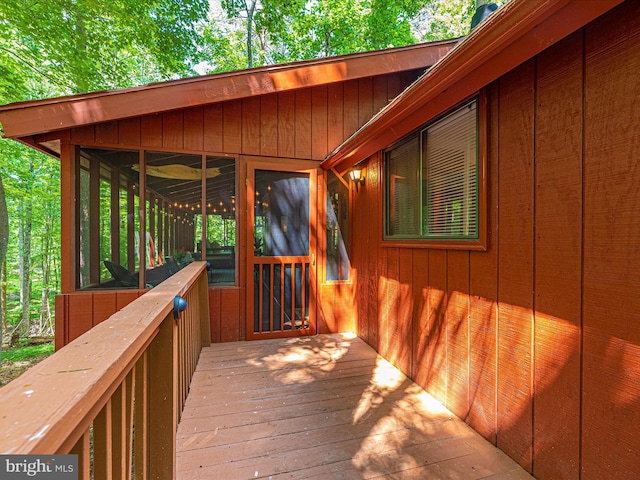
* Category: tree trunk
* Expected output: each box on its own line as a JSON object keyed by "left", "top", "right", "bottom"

{"left": 18, "top": 159, "right": 34, "bottom": 340}
{"left": 18, "top": 198, "right": 33, "bottom": 339}
{"left": 246, "top": 0, "right": 257, "bottom": 68}
{"left": 0, "top": 176, "right": 9, "bottom": 358}
{"left": 38, "top": 207, "right": 54, "bottom": 335}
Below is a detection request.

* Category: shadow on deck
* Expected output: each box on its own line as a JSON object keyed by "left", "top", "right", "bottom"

{"left": 177, "top": 333, "right": 533, "bottom": 479}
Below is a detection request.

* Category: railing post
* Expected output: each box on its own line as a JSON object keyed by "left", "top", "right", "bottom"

{"left": 147, "top": 314, "right": 178, "bottom": 479}
{"left": 199, "top": 272, "right": 211, "bottom": 347}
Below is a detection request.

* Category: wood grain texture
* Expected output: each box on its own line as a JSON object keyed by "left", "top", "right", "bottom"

{"left": 327, "top": 83, "right": 344, "bottom": 154}
{"left": 140, "top": 114, "right": 163, "bottom": 147}
{"left": 277, "top": 91, "right": 296, "bottom": 158}
{"left": 358, "top": 77, "right": 373, "bottom": 129}
{"left": 496, "top": 60, "right": 535, "bottom": 472}
{"left": 242, "top": 97, "right": 261, "bottom": 155}
{"left": 184, "top": 107, "right": 204, "bottom": 152}
{"left": 311, "top": 86, "right": 328, "bottom": 160}
{"left": 468, "top": 81, "right": 499, "bottom": 445}
{"left": 95, "top": 121, "right": 118, "bottom": 145}
{"left": 220, "top": 287, "right": 241, "bottom": 342}
{"left": 118, "top": 118, "right": 141, "bottom": 146}
{"left": 67, "top": 293, "right": 93, "bottom": 342}
{"left": 176, "top": 334, "right": 531, "bottom": 480}
{"left": 294, "top": 88, "right": 312, "bottom": 159}
{"left": 260, "top": 94, "right": 278, "bottom": 157}
{"left": 411, "top": 248, "right": 429, "bottom": 386}
{"left": 533, "top": 31, "right": 583, "bottom": 480}
{"left": 446, "top": 250, "right": 469, "bottom": 420}
{"left": 396, "top": 248, "right": 413, "bottom": 377}
{"left": 366, "top": 154, "right": 381, "bottom": 352}
{"left": 71, "top": 125, "right": 95, "bottom": 144}
{"left": 222, "top": 100, "right": 242, "bottom": 153}
{"left": 427, "top": 249, "right": 448, "bottom": 404}
{"left": 208, "top": 288, "right": 221, "bottom": 343}
{"left": 163, "top": 110, "right": 184, "bottom": 150}
{"left": 92, "top": 292, "right": 117, "bottom": 327}
{"left": 582, "top": 2, "right": 640, "bottom": 478}
{"left": 343, "top": 80, "right": 360, "bottom": 140}
{"left": 203, "top": 104, "right": 223, "bottom": 153}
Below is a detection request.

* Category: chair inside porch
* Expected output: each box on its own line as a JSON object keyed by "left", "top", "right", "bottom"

{"left": 176, "top": 333, "right": 533, "bottom": 479}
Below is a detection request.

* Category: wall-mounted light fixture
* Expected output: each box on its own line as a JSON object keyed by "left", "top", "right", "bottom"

{"left": 349, "top": 167, "right": 365, "bottom": 192}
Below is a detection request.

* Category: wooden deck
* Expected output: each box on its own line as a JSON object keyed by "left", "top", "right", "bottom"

{"left": 176, "top": 334, "right": 533, "bottom": 479}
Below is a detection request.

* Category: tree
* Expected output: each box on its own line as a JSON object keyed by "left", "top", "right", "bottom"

{"left": 0, "top": 0, "right": 210, "bottom": 348}
{"left": 211, "top": 0, "right": 509, "bottom": 71}
{"left": 0, "top": 177, "right": 8, "bottom": 358}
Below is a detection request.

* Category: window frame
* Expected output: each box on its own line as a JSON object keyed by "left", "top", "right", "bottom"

{"left": 382, "top": 93, "right": 487, "bottom": 251}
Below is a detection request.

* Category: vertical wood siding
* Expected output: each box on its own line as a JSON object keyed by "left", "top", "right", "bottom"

{"left": 59, "top": 71, "right": 421, "bottom": 346}
{"left": 351, "top": 3, "right": 640, "bottom": 478}
{"left": 67, "top": 72, "right": 417, "bottom": 161}
{"left": 582, "top": 2, "right": 640, "bottom": 478}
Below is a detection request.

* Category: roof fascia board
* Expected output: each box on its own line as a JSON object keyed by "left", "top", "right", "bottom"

{"left": 322, "top": 0, "right": 623, "bottom": 171}
{"left": 0, "top": 40, "right": 456, "bottom": 139}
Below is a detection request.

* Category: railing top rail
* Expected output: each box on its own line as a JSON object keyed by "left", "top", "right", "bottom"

{"left": 0, "top": 262, "right": 207, "bottom": 455}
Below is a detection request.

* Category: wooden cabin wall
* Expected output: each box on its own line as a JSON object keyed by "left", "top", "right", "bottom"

{"left": 352, "top": 3, "right": 640, "bottom": 479}
{"left": 56, "top": 70, "right": 420, "bottom": 347}
{"left": 66, "top": 71, "right": 419, "bottom": 161}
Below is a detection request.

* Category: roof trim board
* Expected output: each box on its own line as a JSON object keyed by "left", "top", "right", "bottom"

{"left": 0, "top": 40, "right": 457, "bottom": 139}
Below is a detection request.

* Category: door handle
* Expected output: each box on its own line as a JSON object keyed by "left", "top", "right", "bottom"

{"left": 311, "top": 253, "right": 315, "bottom": 266}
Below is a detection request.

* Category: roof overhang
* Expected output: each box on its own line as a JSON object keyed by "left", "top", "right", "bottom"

{"left": 322, "top": 0, "right": 623, "bottom": 172}
{"left": 0, "top": 40, "right": 457, "bottom": 139}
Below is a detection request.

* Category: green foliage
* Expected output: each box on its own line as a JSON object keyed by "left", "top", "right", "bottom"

{"left": 208, "top": 0, "right": 511, "bottom": 71}
{"left": 0, "top": 0, "right": 209, "bottom": 96}
{"left": 2, "top": 343, "right": 54, "bottom": 363}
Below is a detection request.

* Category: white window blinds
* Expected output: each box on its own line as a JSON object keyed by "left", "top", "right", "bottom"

{"left": 423, "top": 100, "right": 477, "bottom": 238}
{"left": 384, "top": 98, "right": 478, "bottom": 241}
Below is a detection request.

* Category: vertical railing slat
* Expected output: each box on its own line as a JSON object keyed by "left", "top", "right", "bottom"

{"left": 147, "top": 312, "right": 177, "bottom": 480}
{"left": 93, "top": 399, "right": 113, "bottom": 480}
{"left": 111, "top": 382, "right": 127, "bottom": 480}
{"left": 125, "top": 370, "right": 135, "bottom": 480}
{"left": 70, "top": 429, "right": 90, "bottom": 480}
{"left": 134, "top": 351, "right": 148, "bottom": 480}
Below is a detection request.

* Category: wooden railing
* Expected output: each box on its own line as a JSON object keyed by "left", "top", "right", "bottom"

{"left": 0, "top": 262, "right": 210, "bottom": 479}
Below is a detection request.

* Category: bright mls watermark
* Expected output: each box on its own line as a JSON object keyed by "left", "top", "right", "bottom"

{"left": 0, "top": 455, "right": 77, "bottom": 479}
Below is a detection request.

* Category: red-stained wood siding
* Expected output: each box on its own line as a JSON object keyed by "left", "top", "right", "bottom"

{"left": 533, "top": 30, "right": 583, "bottom": 480}
{"left": 496, "top": 59, "right": 535, "bottom": 472}
{"left": 349, "top": 4, "right": 640, "bottom": 479}
{"left": 581, "top": 2, "right": 640, "bottom": 478}
{"left": 58, "top": 70, "right": 422, "bottom": 348}
{"left": 69, "top": 72, "right": 419, "bottom": 162}
{"left": 55, "top": 287, "right": 240, "bottom": 347}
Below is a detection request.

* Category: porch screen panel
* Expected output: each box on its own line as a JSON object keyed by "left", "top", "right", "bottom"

{"left": 78, "top": 147, "right": 140, "bottom": 290}
{"left": 205, "top": 156, "right": 236, "bottom": 286}
{"left": 253, "top": 170, "right": 310, "bottom": 334}
{"left": 79, "top": 168, "right": 90, "bottom": 289}
{"left": 145, "top": 151, "right": 202, "bottom": 288}
{"left": 254, "top": 170, "right": 309, "bottom": 257}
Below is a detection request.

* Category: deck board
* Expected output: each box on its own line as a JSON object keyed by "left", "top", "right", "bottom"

{"left": 177, "top": 334, "right": 532, "bottom": 479}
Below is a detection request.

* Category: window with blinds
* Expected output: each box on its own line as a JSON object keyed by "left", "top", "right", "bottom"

{"left": 384, "top": 98, "right": 479, "bottom": 242}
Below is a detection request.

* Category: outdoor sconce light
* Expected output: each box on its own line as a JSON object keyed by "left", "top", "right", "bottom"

{"left": 349, "top": 168, "right": 365, "bottom": 192}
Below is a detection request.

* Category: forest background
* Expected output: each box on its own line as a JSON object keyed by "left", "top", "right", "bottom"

{"left": 0, "top": 0, "right": 503, "bottom": 352}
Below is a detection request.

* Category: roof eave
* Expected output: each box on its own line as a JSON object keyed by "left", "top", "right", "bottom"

{"left": 322, "top": 0, "right": 623, "bottom": 172}
{"left": 0, "top": 40, "right": 457, "bottom": 139}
